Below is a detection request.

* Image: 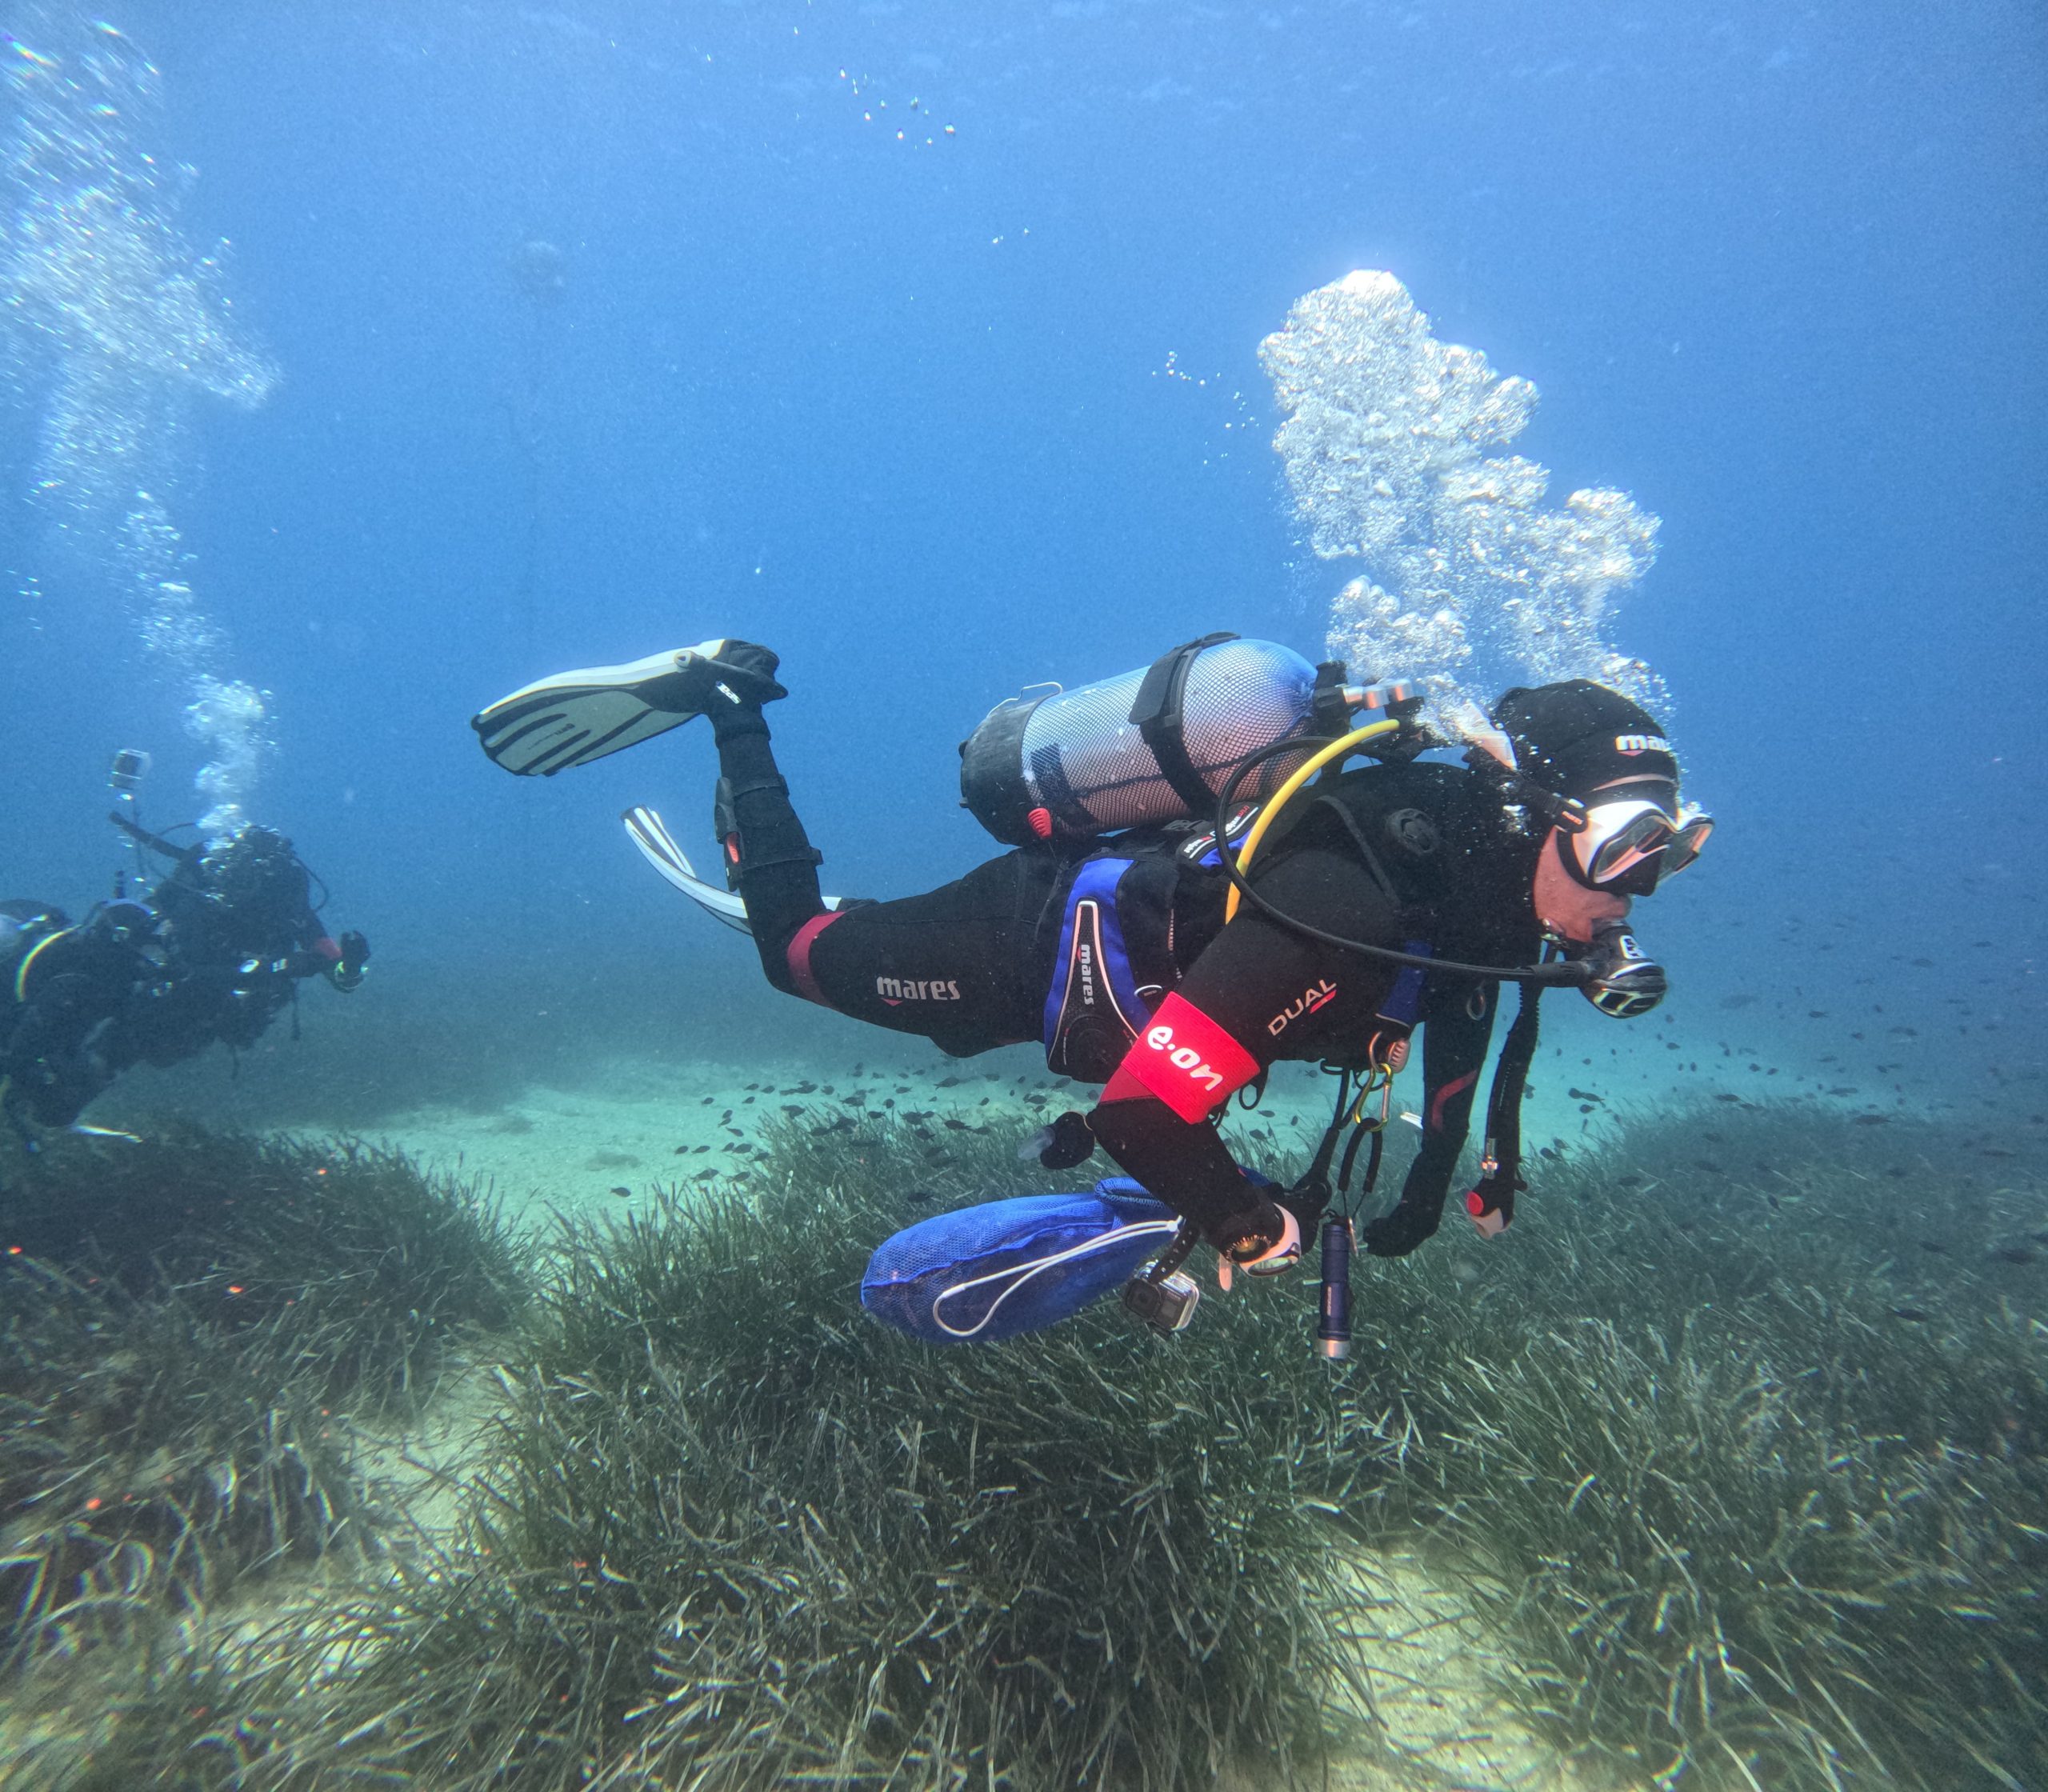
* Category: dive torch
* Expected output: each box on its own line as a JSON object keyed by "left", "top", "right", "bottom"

{"left": 1314, "top": 1215, "right": 1354, "bottom": 1360}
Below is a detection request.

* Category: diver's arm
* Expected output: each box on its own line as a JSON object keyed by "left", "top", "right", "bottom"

{"left": 1086, "top": 847, "right": 1398, "bottom": 1254}
{"left": 1358, "top": 980, "right": 1498, "bottom": 1257}
{"left": 289, "top": 916, "right": 369, "bottom": 991}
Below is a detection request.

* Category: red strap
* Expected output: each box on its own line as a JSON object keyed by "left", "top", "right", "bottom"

{"left": 1101, "top": 991, "right": 1260, "bottom": 1123}
{"left": 1428, "top": 1068, "right": 1478, "bottom": 1133}
{"left": 785, "top": 910, "right": 844, "bottom": 1007}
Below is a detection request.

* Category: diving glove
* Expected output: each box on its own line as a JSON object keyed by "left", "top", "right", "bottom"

{"left": 1362, "top": 1190, "right": 1445, "bottom": 1258}
{"left": 332, "top": 930, "right": 370, "bottom": 992}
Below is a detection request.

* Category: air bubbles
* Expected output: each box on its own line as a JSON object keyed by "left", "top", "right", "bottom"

{"left": 3, "top": 18, "right": 278, "bottom": 836}
{"left": 1260, "top": 271, "right": 1664, "bottom": 732}
{"left": 837, "top": 66, "right": 954, "bottom": 145}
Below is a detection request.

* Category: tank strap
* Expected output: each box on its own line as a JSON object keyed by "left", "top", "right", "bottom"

{"left": 1128, "top": 632, "right": 1238, "bottom": 816}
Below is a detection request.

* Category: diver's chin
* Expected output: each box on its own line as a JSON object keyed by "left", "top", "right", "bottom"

{"left": 1533, "top": 830, "right": 1631, "bottom": 946}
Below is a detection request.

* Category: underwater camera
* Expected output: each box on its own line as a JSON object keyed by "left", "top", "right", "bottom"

{"left": 1120, "top": 1265, "right": 1202, "bottom": 1334}
{"left": 1120, "top": 1219, "right": 1202, "bottom": 1334}
{"left": 108, "top": 746, "right": 152, "bottom": 794}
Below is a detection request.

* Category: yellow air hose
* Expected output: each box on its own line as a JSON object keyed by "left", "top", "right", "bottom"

{"left": 1222, "top": 718, "right": 1400, "bottom": 924}
{"left": 14, "top": 926, "right": 74, "bottom": 1003}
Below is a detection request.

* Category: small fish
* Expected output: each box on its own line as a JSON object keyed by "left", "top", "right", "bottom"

{"left": 609, "top": 1185, "right": 633, "bottom": 1198}
{"left": 903, "top": 1188, "right": 938, "bottom": 1206}
{"left": 1567, "top": 1087, "right": 1603, "bottom": 1103}
{"left": 1719, "top": 994, "right": 1759, "bottom": 1010}
{"left": 1988, "top": 1246, "right": 2036, "bottom": 1266}
{"left": 937, "top": 1076, "right": 963, "bottom": 1088}
{"left": 1916, "top": 1240, "right": 1947, "bottom": 1254}
{"left": 942, "top": 1117, "right": 970, "bottom": 1131}
{"left": 1980, "top": 1147, "right": 2016, "bottom": 1160}
{"left": 1850, "top": 1114, "right": 1890, "bottom": 1126}
{"left": 1890, "top": 1306, "right": 1932, "bottom": 1322}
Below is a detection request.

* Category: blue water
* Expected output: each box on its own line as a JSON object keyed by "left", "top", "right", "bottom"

{"left": 2, "top": 0, "right": 2042, "bottom": 1129}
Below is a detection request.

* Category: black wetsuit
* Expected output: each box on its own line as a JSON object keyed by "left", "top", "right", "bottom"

{"left": 1, "top": 871, "right": 363, "bottom": 1130}
{"left": 710, "top": 706, "right": 1547, "bottom": 1255}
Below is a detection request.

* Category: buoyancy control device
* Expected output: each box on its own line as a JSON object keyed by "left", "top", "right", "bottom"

{"left": 961, "top": 634, "right": 1402, "bottom": 846}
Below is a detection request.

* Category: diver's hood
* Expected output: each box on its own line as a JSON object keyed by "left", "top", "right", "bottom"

{"left": 1492, "top": 680, "right": 1678, "bottom": 801}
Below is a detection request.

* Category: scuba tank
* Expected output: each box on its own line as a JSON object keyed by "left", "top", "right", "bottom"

{"left": 960, "top": 633, "right": 1328, "bottom": 846}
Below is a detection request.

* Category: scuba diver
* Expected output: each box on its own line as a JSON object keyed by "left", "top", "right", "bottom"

{"left": 1, "top": 797, "right": 370, "bottom": 1136}
{"left": 472, "top": 634, "right": 1707, "bottom": 1277}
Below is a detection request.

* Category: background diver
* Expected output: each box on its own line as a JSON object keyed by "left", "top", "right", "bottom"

{"left": 1, "top": 806, "right": 370, "bottom": 1138}
{"left": 473, "top": 636, "right": 1707, "bottom": 1275}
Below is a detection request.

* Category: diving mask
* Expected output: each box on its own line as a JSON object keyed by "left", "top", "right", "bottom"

{"left": 1565, "top": 797, "right": 1712, "bottom": 895}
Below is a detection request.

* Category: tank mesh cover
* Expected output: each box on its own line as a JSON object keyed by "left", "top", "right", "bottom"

{"left": 1020, "top": 638, "right": 1318, "bottom": 832}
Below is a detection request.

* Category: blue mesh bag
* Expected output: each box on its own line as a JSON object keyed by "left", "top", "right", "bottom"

{"left": 861, "top": 1178, "right": 1178, "bottom": 1344}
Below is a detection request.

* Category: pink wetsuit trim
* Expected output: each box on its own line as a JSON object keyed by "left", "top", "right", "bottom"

{"left": 1429, "top": 1069, "right": 1478, "bottom": 1133}
{"left": 786, "top": 911, "right": 844, "bottom": 1007}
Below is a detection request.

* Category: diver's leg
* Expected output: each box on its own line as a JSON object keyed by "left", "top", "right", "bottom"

{"left": 706, "top": 695, "right": 828, "bottom": 995}
{"left": 702, "top": 647, "right": 1059, "bottom": 1052}
{"left": 794, "top": 850, "right": 1061, "bottom": 1052}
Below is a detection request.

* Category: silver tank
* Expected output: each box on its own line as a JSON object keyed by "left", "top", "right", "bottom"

{"left": 959, "top": 636, "right": 1321, "bottom": 846}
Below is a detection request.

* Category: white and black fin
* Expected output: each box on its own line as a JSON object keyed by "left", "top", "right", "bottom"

{"left": 622, "top": 806, "right": 847, "bottom": 937}
{"left": 472, "top": 639, "right": 741, "bottom": 777}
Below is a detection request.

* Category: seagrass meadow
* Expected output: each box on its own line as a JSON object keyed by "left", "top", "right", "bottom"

{"left": 0, "top": 1099, "right": 2041, "bottom": 1790}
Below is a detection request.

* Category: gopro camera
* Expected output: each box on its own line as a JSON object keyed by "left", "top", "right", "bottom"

{"left": 1121, "top": 1267, "right": 1201, "bottom": 1334}
{"left": 109, "top": 748, "right": 151, "bottom": 794}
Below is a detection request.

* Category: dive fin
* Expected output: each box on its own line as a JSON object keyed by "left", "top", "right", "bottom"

{"left": 473, "top": 639, "right": 774, "bottom": 777}
{"left": 623, "top": 806, "right": 846, "bottom": 936}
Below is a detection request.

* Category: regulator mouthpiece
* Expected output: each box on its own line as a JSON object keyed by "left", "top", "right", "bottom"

{"left": 1578, "top": 919, "right": 1666, "bottom": 1018}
